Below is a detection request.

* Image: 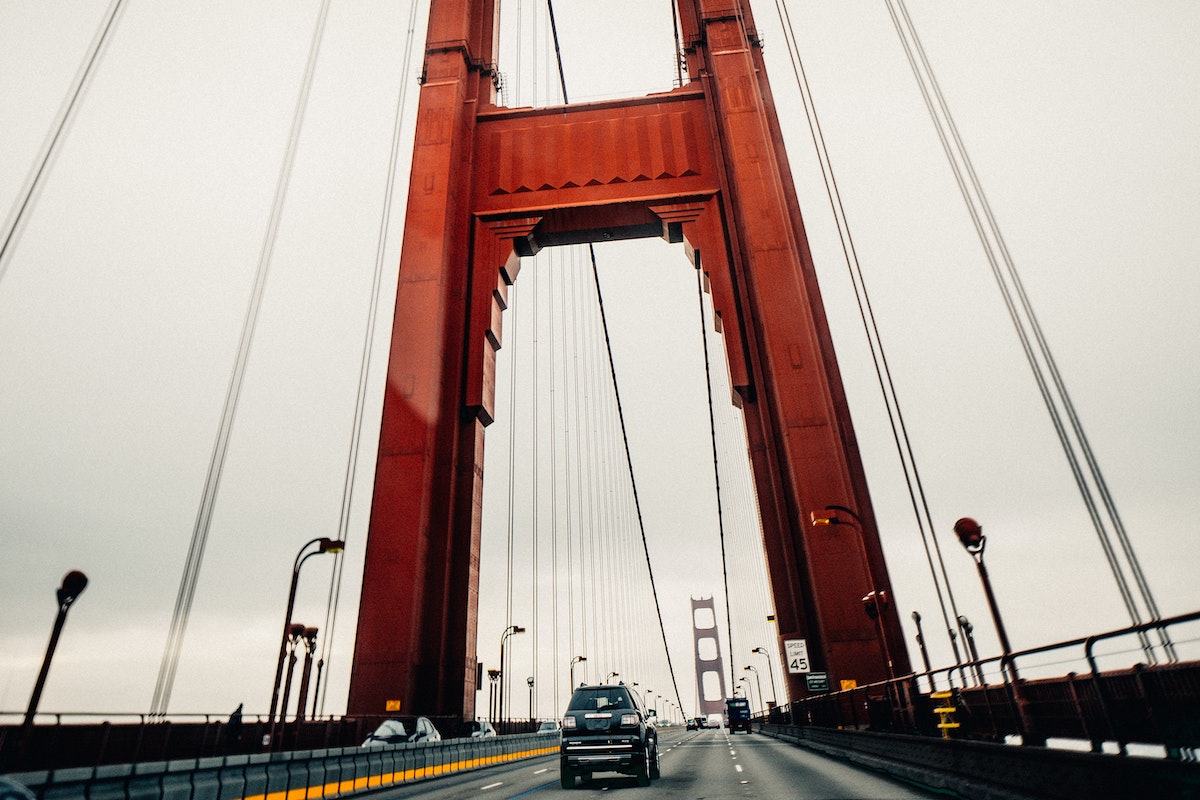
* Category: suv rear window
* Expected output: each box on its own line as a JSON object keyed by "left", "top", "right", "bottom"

{"left": 567, "top": 687, "right": 632, "bottom": 711}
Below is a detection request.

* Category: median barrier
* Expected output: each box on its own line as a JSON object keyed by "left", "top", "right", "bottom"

{"left": 2, "top": 733, "right": 560, "bottom": 800}
{"left": 90, "top": 764, "right": 134, "bottom": 800}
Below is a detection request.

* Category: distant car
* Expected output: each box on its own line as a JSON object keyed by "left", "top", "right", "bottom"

{"left": 361, "top": 716, "right": 442, "bottom": 746}
{"left": 686, "top": 717, "right": 700, "bottom": 731}
{"left": 459, "top": 719, "right": 498, "bottom": 738}
{"left": 536, "top": 720, "right": 561, "bottom": 735}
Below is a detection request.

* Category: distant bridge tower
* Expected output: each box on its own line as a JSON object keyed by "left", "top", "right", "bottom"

{"left": 691, "top": 597, "right": 728, "bottom": 719}
{"left": 348, "top": 0, "right": 911, "bottom": 719}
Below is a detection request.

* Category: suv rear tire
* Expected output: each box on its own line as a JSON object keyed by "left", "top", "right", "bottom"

{"left": 648, "top": 744, "right": 660, "bottom": 780}
{"left": 560, "top": 763, "right": 574, "bottom": 789}
{"left": 636, "top": 755, "right": 651, "bottom": 787}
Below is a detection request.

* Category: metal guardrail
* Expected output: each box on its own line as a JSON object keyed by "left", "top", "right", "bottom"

{"left": 768, "top": 610, "right": 1200, "bottom": 757}
{"left": 2, "top": 732, "right": 560, "bottom": 800}
{"left": 758, "top": 724, "right": 1200, "bottom": 800}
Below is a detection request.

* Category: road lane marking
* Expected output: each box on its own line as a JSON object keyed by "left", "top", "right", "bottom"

{"left": 480, "top": 782, "right": 503, "bottom": 790}
{"left": 533, "top": 769, "right": 548, "bottom": 775}
{"left": 735, "top": 765, "right": 743, "bottom": 773}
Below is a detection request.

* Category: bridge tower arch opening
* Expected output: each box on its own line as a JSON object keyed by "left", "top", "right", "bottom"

{"left": 348, "top": 0, "right": 911, "bottom": 719}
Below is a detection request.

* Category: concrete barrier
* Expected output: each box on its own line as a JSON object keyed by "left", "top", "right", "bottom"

{"left": 3, "top": 734, "right": 560, "bottom": 800}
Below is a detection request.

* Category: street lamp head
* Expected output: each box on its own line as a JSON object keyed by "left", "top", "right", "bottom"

{"left": 526, "top": 676, "right": 534, "bottom": 688}
{"left": 303, "top": 626, "right": 319, "bottom": 644}
{"left": 56, "top": 570, "right": 88, "bottom": 606}
{"left": 957, "top": 615, "right": 973, "bottom": 633}
{"left": 318, "top": 538, "right": 345, "bottom": 554}
{"left": 810, "top": 505, "right": 861, "bottom": 529}
{"left": 752, "top": 646, "right": 766, "bottom": 655}
{"left": 911, "top": 610, "right": 922, "bottom": 623}
{"left": 953, "top": 517, "right": 985, "bottom": 555}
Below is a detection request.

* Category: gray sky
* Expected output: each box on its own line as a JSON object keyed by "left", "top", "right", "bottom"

{"left": 1, "top": 1, "right": 1198, "bottom": 721}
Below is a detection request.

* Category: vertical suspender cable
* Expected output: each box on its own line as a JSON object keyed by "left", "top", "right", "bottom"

{"left": 695, "top": 263, "right": 735, "bottom": 687}
{"left": 151, "top": 0, "right": 334, "bottom": 716}
{"left": 544, "top": 0, "right": 686, "bottom": 711}
{"left": 885, "top": 0, "right": 1169, "bottom": 660}
{"left": 669, "top": 0, "right": 684, "bottom": 88}
{"left": 503, "top": 286, "right": 520, "bottom": 719}
{"left": 0, "top": 0, "right": 126, "bottom": 287}
{"left": 770, "top": 0, "right": 969, "bottom": 674}
{"left": 549, "top": 252, "right": 562, "bottom": 700}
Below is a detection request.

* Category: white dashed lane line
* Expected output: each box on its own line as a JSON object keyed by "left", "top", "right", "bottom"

{"left": 533, "top": 769, "right": 548, "bottom": 775}
{"left": 480, "top": 782, "right": 503, "bottom": 791}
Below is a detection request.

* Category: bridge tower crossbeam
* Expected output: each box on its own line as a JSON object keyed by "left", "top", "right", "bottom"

{"left": 347, "top": 0, "right": 911, "bottom": 719}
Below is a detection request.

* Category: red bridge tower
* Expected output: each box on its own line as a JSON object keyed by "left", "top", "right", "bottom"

{"left": 348, "top": 0, "right": 910, "bottom": 718}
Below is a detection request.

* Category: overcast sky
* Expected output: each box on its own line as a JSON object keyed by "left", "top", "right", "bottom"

{"left": 1, "top": 1, "right": 1197, "bottom": 721}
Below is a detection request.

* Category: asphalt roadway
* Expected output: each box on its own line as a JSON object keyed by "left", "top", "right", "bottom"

{"left": 360, "top": 727, "right": 950, "bottom": 799}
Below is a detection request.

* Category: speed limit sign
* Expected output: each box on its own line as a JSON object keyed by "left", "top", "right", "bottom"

{"left": 784, "top": 639, "right": 810, "bottom": 674}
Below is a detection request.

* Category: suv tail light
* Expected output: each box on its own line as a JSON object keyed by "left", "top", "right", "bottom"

{"left": 562, "top": 717, "right": 577, "bottom": 730}
{"left": 620, "top": 713, "right": 639, "bottom": 727}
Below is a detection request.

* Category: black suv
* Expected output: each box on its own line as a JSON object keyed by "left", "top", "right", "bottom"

{"left": 560, "top": 683, "right": 659, "bottom": 788}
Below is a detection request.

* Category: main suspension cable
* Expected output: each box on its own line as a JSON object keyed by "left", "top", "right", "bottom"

{"left": 771, "top": 0, "right": 968, "bottom": 672}
{"left": 152, "top": 0, "right": 334, "bottom": 716}
{"left": 0, "top": 0, "right": 126, "bottom": 287}
{"left": 885, "top": 0, "right": 1169, "bottom": 659}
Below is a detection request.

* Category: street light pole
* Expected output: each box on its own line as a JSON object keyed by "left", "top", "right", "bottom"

{"left": 958, "top": 615, "right": 985, "bottom": 686}
{"left": 911, "top": 611, "right": 933, "bottom": 676}
{"left": 294, "top": 627, "right": 319, "bottom": 721}
{"left": 952, "top": 519, "right": 1018, "bottom": 681}
{"left": 811, "top": 506, "right": 896, "bottom": 680}
{"left": 751, "top": 646, "right": 780, "bottom": 714}
{"left": 268, "top": 538, "right": 344, "bottom": 730}
{"left": 498, "top": 624, "right": 525, "bottom": 727}
{"left": 277, "top": 623, "right": 305, "bottom": 738}
{"left": 736, "top": 677, "right": 751, "bottom": 706}
{"left": 743, "top": 666, "right": 764, "bottom": 716}
{"left": 953, "top": 517, "right": 1043, "bottom": 746}
{"left": 487, "top": 669, "right": 500, "bottom": 723}
{"left": 23, "top": 571, "right": 88, "bottom": 728}
{"left": 569, "top": 655, "right": 587, "bottom": 688}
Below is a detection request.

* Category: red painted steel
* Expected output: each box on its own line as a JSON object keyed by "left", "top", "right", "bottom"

{"left": 691, "top": 597, "right": 729, "bottom": 719}
{"left": 348, "top": 0, "right": 911, "bottom": 718}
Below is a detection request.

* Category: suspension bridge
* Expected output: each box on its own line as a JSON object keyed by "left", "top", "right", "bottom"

{"left": 2, "top": 0, "right": 1198, "bottom": 796}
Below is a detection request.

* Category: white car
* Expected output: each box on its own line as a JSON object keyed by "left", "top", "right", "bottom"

{"left": 459, "top": 719, "right": 497, "bottom": 738}
{"left": 361, "top": 717, "right": 442, "bottom": 746}
{"left": 536, "top": 720, "right": 561, "bottom": 735}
